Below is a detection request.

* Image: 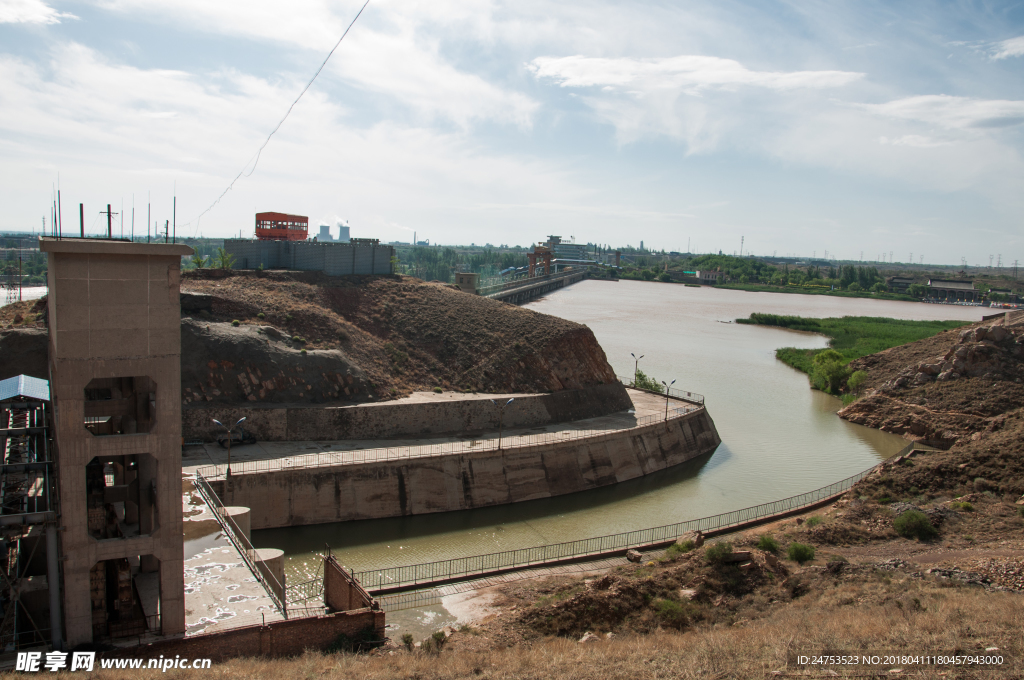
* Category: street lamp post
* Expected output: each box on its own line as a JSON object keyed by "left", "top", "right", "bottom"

{"left": 661, "top": 380, "right": 676, "bottom": 420}
{"left": 490, "top": 398, "right": 515, "bottom": 450}
{"left": 631, "top": 353, "right": 644, "bottom": 387}
{"left": 212, "top": 417, "right": 247, "bottom": 475}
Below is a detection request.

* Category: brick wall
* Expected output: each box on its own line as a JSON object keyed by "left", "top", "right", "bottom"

{"left": 111, "top": 609, "right": 384, "bottom": 662}
{"left": 324, "top": 557, "right": 374, "bottom": 612}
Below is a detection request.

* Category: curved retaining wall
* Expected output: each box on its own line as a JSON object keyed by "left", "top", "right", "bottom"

{"left": 215, "top": 406, "right": 721, "bottom": 530}
{"left": 183, "top": 383, "right": 633, "bottom": 442}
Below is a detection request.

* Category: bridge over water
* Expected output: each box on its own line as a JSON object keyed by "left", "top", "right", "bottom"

{"left": 479, "top": 270, "right": 590, "bottom": 304}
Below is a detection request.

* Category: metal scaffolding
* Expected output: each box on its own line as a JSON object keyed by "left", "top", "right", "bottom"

{"left": 0, "top": 375, "right": 62, "bottom": 654}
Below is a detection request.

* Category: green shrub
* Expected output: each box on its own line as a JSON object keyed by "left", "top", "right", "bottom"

{"left": 805, "top": 516, "right": 823, "bottom": 528}
{"left": 257, "top": 312, "right": 265, "bottom": 319}
{"left": 666, "top": 540, "right": 695, "bottom": 557}
{"left": 847, "top": 370, "right": 868, "bottom": 392}
{"left": 756, "top": 534, "right": 779, "bottom": 552}
{"left": 809, "top": 349, "right": 852, "bottom": 394}
{"left": 231, "top": 319, "right": 240, "bottom": 327}
{"left": 893, "top": 510, "right": 938, "bottom": 540}
{"left": 787, "top": 542, "right": 815, "bottom": 564}
{"left": 705, "top": 542, "right": 734, "bottom": 565}
{"left": 632, "top": 369, "right": 663, "bottom": 393}
{"left": 286, "top": 314, "right": 294, "bottom": 321}
{"left": 950, "top": 501, "right": 973, "bottom": 512}
{"left": 433, "top": 386, "right": 443, "bottom": 393}
{"left": 300, "top": 349, "right": 307, "bottom": 355}
{"left": 653, "top": 598, "right": 691, "bottom": 625}
{"left": 430, "top": 631, "right": 447, "bottom": 651}
{"left": 401, "top": 633, "right": 414, "bottom": 650}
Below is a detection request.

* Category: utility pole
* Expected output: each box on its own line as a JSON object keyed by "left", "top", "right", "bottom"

{"left": 106, "top": 204, "right": 113, "bottom": 238}
{"left": 740, "top": 236, "right": 744, "bottom": 257}
{"left": 79, "top": 204, "right": 84, "bottom": 238}
{"left": 164, "top": 220, "right": 169, "bottom": 244}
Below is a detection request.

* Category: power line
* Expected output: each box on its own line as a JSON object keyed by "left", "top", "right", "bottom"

{"left": 187, "top": 0, "right": 372, "bottom": 236}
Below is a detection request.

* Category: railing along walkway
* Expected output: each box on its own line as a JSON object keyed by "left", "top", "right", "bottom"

{"left": 193, "top": 473, "right": 289, "bottom": 615}
{"left": 354, "top": 442, "right": 914, "bottom": 594}
{"left": 197, "top": 399, "right": 704, "bottom": 480}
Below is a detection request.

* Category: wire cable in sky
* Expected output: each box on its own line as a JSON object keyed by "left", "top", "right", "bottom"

{"left": 188, "top": 0, "right": 371, "bottom": 235}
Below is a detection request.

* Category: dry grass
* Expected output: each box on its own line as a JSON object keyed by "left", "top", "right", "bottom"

{"left": 92, "top": 580, "right": 1022, "bottom": 679}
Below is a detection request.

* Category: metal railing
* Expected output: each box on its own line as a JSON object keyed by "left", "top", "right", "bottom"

{"left": 192, "top": 473, "right": 288, "bottom": 615}
{"left": 286, "top": 577, "right": 323, "bottom": 605}
{"left": 617, "top": 375, "right": 704, "bottom": 405}
{"left": 354, "top": 444, "right": 913, "bottom": 592}
{"left": 196, "top": 401, "right": 703, "bottom": 479}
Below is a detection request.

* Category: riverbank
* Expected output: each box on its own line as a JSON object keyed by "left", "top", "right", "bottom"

{"left": 736, "top": 313, "right": 970, "bottom": 377}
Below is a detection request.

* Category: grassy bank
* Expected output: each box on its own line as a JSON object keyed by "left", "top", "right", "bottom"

{"left": 736, "top": 314, "right": 969, "bottom": 394}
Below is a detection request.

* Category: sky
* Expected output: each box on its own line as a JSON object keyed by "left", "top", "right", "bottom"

{"left": 0, "top": 0, "right": 1022, "bottom": 266}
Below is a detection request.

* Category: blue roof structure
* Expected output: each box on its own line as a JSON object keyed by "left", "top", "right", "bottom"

{"left": 0, "top": 375, "right": 51, "bottom": 403}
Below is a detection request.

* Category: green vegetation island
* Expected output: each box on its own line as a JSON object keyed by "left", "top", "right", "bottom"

{"left": 736, "top": 314, "right": 970, "bottom": 401}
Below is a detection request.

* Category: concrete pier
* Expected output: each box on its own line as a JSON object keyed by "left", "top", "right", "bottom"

{"left": 193, "top": 391, "right": 721, "bottom": 530}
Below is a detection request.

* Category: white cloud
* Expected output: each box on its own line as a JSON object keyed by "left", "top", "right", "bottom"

{"left": 0, "top": 41, "right": 583, "bottom": 240}
{"left": 877, "top": 135, "right": 952, "bottom": 148}
{"left": 91, "top": 0, "right": 538, "bottom": 128}
{"left": 861, "top": 95, "right": 1024, "bottom": 130}
{"left": 0, "top": 0, "right": 76, "bottom": 24}
{"left": 991, "top": 35, "right": 1024, "bottom": 60}
{"left": 528, "top": 55, "right": 864, "bottom": 94}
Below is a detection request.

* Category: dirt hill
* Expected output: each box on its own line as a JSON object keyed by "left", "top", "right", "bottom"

{"left": 0, "top": 271, "right": 619, "bottom": 405}
{"left": 839, "top": 310, "right": 1024, "bottom": 450}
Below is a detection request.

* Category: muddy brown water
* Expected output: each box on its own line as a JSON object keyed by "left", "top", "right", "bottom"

{"left": 249, "top": 282, "right": 984, "bottom": 605}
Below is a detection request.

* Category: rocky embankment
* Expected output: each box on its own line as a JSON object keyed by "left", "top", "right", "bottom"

{"left": 839, "top": 311, "right": 1024, "bottom": 448}
{"left": 0, "top": 271, "right": 620, "bottom": 406}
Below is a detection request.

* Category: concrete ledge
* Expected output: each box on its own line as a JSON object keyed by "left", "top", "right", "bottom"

{"left": 217, "top": 406, "right": 721, "bottom": 529}
{"left": 183, "top": 383, "right": 633, "bottom": 442}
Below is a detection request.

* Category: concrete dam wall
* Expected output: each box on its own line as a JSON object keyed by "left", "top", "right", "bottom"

{"left": 214, "top": 406, "right": 721, "bottom": 530}
{"left": 184, "top": 383, "right": 633, "bottom": 442}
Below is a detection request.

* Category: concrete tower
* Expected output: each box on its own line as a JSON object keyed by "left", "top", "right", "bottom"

{"left": 40, "top": 237, "right": 193, "bottom": 647}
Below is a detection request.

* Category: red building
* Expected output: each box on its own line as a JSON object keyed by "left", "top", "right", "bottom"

{"left": 255, "top": 212, "right": 308, "bottom": 241}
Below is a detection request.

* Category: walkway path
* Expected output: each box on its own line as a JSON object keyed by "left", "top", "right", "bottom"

{"left": 182, "top": 389, "right": 698, "bottom": 477}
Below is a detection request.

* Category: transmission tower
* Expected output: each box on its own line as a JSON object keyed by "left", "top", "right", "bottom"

{"left": 3, "top": 261, "right": 18, "bottom": 305}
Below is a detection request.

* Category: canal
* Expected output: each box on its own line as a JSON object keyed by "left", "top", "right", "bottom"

{"left": 251, "top": 282, "right": 984, "bottom": 603}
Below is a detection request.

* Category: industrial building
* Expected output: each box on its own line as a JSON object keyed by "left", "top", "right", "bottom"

{"left": 255, "top": 212, "right": 308, "bottom": 241}
{"left": 927, "top": 279, "right": 980, "bottom": 302}
{"left": 224, "top": 238, "right": 394, "bottom": 276}
{"left": 314, "top": 222, "right": 351, "bottom": 244}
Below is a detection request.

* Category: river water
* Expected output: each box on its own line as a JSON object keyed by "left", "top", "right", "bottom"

{"left": 252, "top": 282, "right": 985, "bottom": 587}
